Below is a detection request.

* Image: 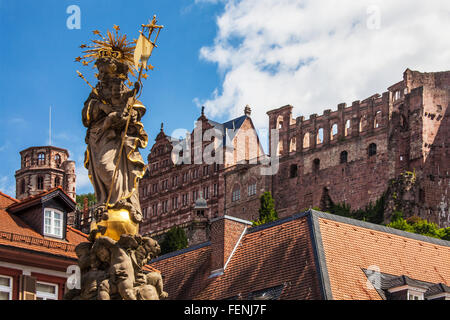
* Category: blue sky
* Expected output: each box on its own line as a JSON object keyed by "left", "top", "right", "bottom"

{"left": 0, "top": 0, "right": 226, "bottom": 195}
{"left": 1, "top": 0, "right": 450, "bottom": 196}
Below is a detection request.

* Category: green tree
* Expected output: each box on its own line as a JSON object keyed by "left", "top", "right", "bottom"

{"left": 252, "top": 191, "right": 278, "bottom": 226}
{"left": 76, "top": 193, "right": 96, "bottom": 208}
{"left": 386, "top": 211, "right": 414, "bottom": 233}
{"left": 387, "top": 212, "right": 450, "bottom": 240}
{"left": 160, "top": 226, "right": 188, "bottom": 255}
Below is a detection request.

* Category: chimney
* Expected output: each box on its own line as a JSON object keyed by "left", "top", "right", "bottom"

{"left": 209, "top": 215, "right": 252, "bottom": 277}
{"left": 83, "top": 197, "right": 89, "bottom": 223}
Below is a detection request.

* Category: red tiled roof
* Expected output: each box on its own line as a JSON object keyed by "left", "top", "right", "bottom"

{"left": 149, "top": 210, "right": 450, "bottom": 300}
{"left": 0, "top": 192, "right": 87, "bottom": 259}
{"left": 150, "top": 215, "right": 322, "bottom": 300}
{"left": 0, "top": 191, "right": 19, "bottom": 209}
{"left": 7, "top": 186, "right": 75, "bottom": 213}
{"left": 318, "top": 216, "right": 450, "bottom": 300}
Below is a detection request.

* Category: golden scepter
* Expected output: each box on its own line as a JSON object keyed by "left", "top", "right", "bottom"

{"left": 76, "top": 70, "right": 108, "bottom": 105}
{"left": 105, "top": 16, "right": 163, "bottom": 209}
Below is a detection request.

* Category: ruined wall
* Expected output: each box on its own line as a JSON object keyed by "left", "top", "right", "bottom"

{"left": 266, "top": 69, "right": 450, "bottom": 226}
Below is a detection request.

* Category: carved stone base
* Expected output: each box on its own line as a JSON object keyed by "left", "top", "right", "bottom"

{"left": 64, "top": 234, "right": 167, "bottom": 300}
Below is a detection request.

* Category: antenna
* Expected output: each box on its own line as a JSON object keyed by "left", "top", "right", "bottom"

{"left": 49, "top": 106, "right": 52, "bottom": 146}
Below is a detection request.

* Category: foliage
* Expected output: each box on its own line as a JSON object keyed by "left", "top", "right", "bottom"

{"left": 252, "top": 191, "right": 279, "bottom": 226}
{"left": 160, "top": 226, "right": 188, "bottom": 255}
{"left": 76, "top": 193, "right": 96, "bottom": 208}
{"left": 387, "top": 212, "right": 450, "bottom": 240}
{"left": 325, "top": 194, "right": 385, "bottom": 224}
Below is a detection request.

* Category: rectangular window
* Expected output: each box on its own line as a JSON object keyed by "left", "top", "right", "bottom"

{"left": 44, "top": 209, "right": 63, "bottom": 238}
{"left": 248, "top": 183, "right": 257, "bottom": 196}
{"left": 36, "top": 282, "right": 58, "bottom": 300}
{"left": 182, "top": 193, "right": 189, "bottom": 206}
{"left": 152, "top": 204, "right": 158, "bottom": 216}
{"left": 172, "top": 197, "right": 178, "bottom": 210}
{"left": 213, "top": 184, "right": 218, "bottom": 197}
{"left": 0, "top": 276, "right": 13, "bottom": 300}
{"left": 193, "top": 190, "right": 199, "bottom": 202}
{"left": 203, "top": 186, "right": 209, "bottom": 199}
{"left": 232, "top": 189, "right": 241, "bottom": 202}
{"left": 162, "top": 200, "right": 168, "bottom": 213}
{"left": 143, "top": 207, "right": 148, "bottom": 219}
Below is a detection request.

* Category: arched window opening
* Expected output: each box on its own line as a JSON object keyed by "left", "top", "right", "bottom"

{"left": 340, "top": 151, "right": 348, "bottom": 164}
{"left": 317, "top": 128, "right": 324, "bottom": 144}
{"left": 344, "top": 119, "right": 351, "bottom": 136}
{"left": 368, "top": 143, "right": 377, "bottom": 157}
{"left": 303, "top": 132, "right": 310, "bottom": 149}
{"left": 276, "top": 115, "right": 284, "bottom": 129}
{"left": 277, "top": 140, "right": 283, "bottom": 156}
{"left": 54, "top": 154, "right": 61, "bottom": 167}
{"left": 330, "top": 123, "right": 338, "bottom": 140}
{"left": 374, "top": 111, "right": 381, "bottom": 128}
{"left": 290, "top": 164, "right": 298, "bottom": 178}
{"left": 313, "top": 158, "right": 320, "bottom": 173}
{"left": 290, "top": 137, "right": 296, "bottom": 152}
{"left": 55, "top": 176, "right": 61, "bottom": 187}
{"left": 232, "top": 185, "right": 241, "bottom": 202}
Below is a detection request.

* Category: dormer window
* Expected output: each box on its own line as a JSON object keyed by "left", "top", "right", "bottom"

{"left": 407, "top": 291, "right": 424, "bottom": 300}
{"left": 44, "top": 208, "right": 63, "bottom": 239}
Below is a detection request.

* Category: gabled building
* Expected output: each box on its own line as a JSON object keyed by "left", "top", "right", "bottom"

{"left": 139, "top": 106, "right": 266, "bottom": 244}
{"left": 148, "top": 210, "right": 450, "bottom": 300}
{"left": 0, "top": 188, "right": 87, "bottom": 300}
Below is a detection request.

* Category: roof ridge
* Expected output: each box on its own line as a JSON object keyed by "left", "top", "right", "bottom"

{"left": 310, "top": 209, "right": 450, "bottom": 247}
{"left": 150, "top": 241, "right": 211, "bottom": 263}
{"left": 247, "top": 210, "right": 311, "bottom": 234}
{"left": 66, "top": 225, "right": 89, "bottom": 239}
{"left": 0, "top": 191, "right": 19, "bottom": 203}
{"left": 8, "top": 186, "right": 75, "bottom": 210}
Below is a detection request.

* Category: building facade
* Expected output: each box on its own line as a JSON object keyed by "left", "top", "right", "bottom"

{"left": 139, "top": 69, "right": 450, "bottom": 246}
{"left": 139, "top": 107, "right": 265, "bottom": 244}
{"left": 14, "top": 146, "right": 76, "bottom": 201}
{"left": 0, "top": 188, "right": 87, "bottom": 300}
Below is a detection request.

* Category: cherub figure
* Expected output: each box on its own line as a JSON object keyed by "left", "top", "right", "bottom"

{"left": 64, "top": 242, "right": 107, "bottom": 300}
{"left": 92, "top": 236, "right": 137, "bottom": 300}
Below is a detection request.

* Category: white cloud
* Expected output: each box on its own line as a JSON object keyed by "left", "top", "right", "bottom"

{"left": 76, "top": 165, "right": 93, "bottom": 194}
{"left": 195, "top": 0, "right": 450, "bottom": 129}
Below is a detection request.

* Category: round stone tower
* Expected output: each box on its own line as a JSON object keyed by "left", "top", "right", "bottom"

{"left": 15, "top": 146, "right": 76, "bottom": 201}
{"left": 63, "top": 159, "right": 77, "bottom": 200}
